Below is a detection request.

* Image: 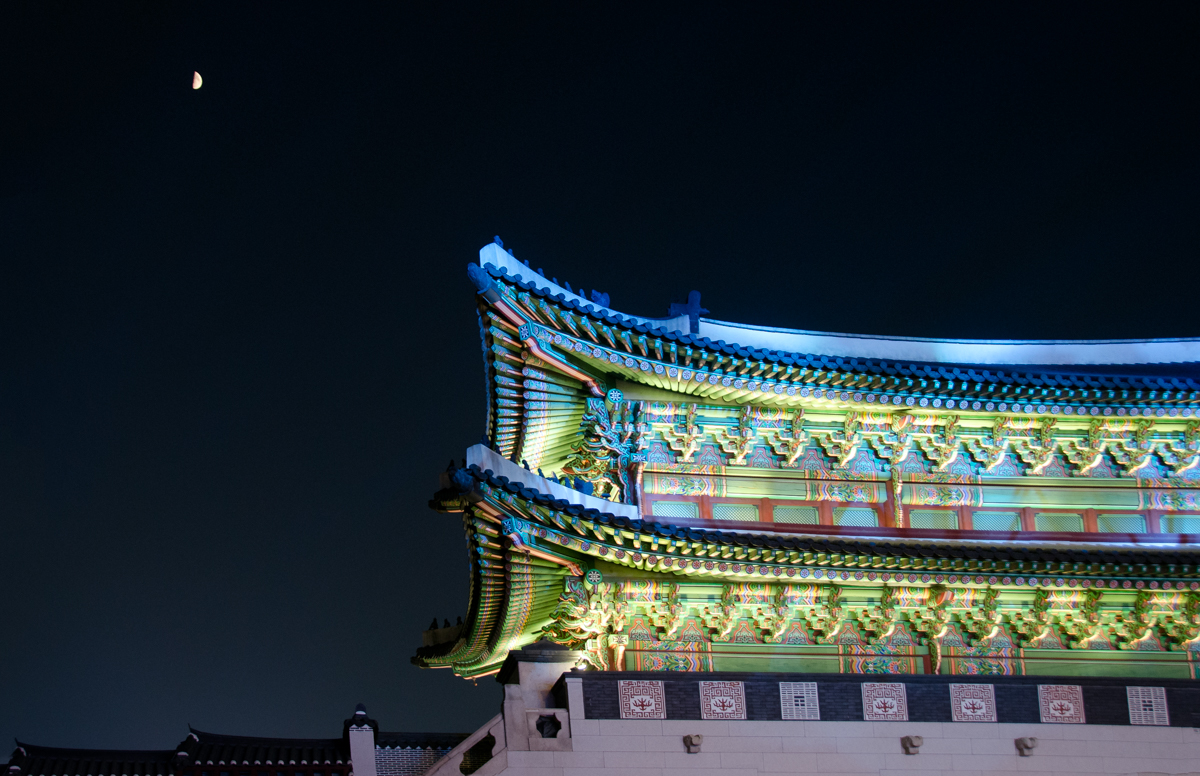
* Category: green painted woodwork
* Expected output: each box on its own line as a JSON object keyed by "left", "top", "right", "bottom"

{"left": 430, "top": 263, "right": 1200, "bottom": 682}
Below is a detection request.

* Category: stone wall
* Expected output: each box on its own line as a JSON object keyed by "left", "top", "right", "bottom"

{"left": 443, "top": 664, "right": 1200, "bottom": 776}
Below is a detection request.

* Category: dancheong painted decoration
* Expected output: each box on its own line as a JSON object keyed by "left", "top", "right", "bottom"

{"left": 414, "top": 237, "right": 1200, "bottom": 681}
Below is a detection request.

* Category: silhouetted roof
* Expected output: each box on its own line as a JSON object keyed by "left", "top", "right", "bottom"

{"left": 180, "top": 729, "right": 348, "bottom": 767}
{"left": 7, "top": 743, "right": 175, "bottom": 776}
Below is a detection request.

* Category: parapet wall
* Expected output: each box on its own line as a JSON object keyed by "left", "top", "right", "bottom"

{"left": 454, "top": 666, "right": 1200, "bottom": 776}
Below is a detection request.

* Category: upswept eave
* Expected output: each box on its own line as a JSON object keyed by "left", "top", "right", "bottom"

{"left": 472, "top": 243, "right": 1200, "bottom": 412}
{"left": 416, "top": 451, "right": 1200, "bottom": 677}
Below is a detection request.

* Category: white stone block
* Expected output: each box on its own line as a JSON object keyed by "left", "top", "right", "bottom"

{"left": 570, "top": 735, "right": 646, "bottom": 752}
{"left": 568, "top": 720, "right": 599, "bottom": 736}
{"left": 661, "top": 720, "right": 730, "bottom": 737}
{"left": 552, "top": 751, "right": 605, "bottom": 768}
{"left": 814, "top": 751, "right": 886, "bottom": 773}
{"left": 727, "top": 721, "right": 801, "bottom": 737}
{"left": 952, "top": 753, "right": 1020, "bottom": 772}
{"left": 880, "top": 752, "right": 954, "bottom": 770}
{"left": 970, "top": 737, "right": 1028, "bottom": 756}
{"left": 660, "top": 752, "right": 725, "bottom": 769}
{"left": 499, "top": 767, "right": 560, "bottom": 776}
{"left": 506, "top": 751, "right": 555, "bottom": 767}
{"left": 761, "top": 751, "right": 823, "bottom": 772}
{"left": 780, "top": 736, "right": 838, "bottom": 753}
{"left": 604, "top": 750, "right": 664, "bottom": 769}
{"left": 809, "top": 721, "right": 883, "bottom": 738}
{"left": 718, "top": 751, "right": 766, "bottom": 769}
{"left": 994, "top": 723, "right": 1066, "bottom": 740}
{"left": 872, "top": 721, "right": 942, "bottom": 739}
{"left": 704, "top": 736, "right": 782, "bottom": 753}
{"left": 599, "top": 720, "right": 663, "bottom": 737}
{"left": 834, "top": 737, "right": 897, "bottom": 754}
{"left": 941, "top": 723, "right": 999, "bottom": 739}
{"left": 565, "top": 677, "right": 586, "bottom": 721}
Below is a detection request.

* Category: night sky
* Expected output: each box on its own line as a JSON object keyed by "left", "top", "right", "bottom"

{"left": 2, "top": 2, "right": 1199, "bottom": 750}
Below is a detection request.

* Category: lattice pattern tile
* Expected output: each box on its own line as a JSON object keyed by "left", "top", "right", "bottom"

{"left": 1038, "top": 684, "right": 1086, "bottom": 724}
{"left": 779, "top": 682, "right": 820, "bottom": 720}
{"left": 699, "top": 681, "right": 746, "bottom": 720}
{"left": 949, "top": 683, "right": 997, "bottom": 723}
{"left": 861, "top": 682, "right": 908, "bottom": 721}
{"left": 618, "top": 680, "right": 667, "bottom": 719}
{"left": 1127, "top": 686, "right": 1169, "bottom": 726}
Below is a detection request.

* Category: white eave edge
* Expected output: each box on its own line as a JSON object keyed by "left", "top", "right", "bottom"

{"left": 479, "top": 242, "right": 1200, "bottom": 367}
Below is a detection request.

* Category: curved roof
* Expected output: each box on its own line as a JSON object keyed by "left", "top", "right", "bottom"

{"left": 698, "top": 317, "right": 1200, "bottom": 368}
{"left": 479, "top": 242, "right": 1200, "bottom": 377}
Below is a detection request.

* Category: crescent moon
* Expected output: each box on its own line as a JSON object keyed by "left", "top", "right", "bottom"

{"left": 193, "top": 71, "right": 202, "bottom": 90}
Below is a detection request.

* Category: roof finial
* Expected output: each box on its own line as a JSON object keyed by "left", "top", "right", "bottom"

{"left": 493, "top": 235, "right": 503, "bottom": 247}
{"left": 355, "top": 703, "right": 367, "bottom": 715}
{"left": 668, "top": 290, "right": 709, "bottom": 335}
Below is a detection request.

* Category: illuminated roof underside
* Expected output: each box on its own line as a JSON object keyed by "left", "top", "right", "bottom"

{"left": 414, "top": 241, "right": 1200, "bottom": 680}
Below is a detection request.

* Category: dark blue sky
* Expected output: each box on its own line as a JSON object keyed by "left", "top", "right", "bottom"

{"left": 2, "top": 1, "right": 1198, "bottom": 750}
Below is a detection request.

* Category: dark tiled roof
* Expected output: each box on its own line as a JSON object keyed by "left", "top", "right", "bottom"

{"left": 373, "top": 733, "right": 467, "bottom": 750}
{"left": 180, "top": 730, "right": 347, "bottom": 767}
{"left": 6, "top": 730, "right": 353, "bottom": 776}
{"left": 7, "top": 743, "right": 175, "bottom": 776}
{"left": 480, "top": 263, "right": 1200, "bottom": 390}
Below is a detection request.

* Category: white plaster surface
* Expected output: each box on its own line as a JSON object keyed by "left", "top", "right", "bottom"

{"left": 699, "top": 318, "right": 1200, "bottom": 366}
{"left": 475, "top": 716, "right": 1200, "bottom": 776}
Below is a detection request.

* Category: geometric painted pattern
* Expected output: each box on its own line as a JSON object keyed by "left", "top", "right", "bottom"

{"left": 779, "top": 682, "right": 820, "bottom": 720}
{"left": 1038, "top": 685, "right": 1086, "bottom": 724}
{"left": 1126, "top": 686, "right": 1169, "bottom": 726}
{"left": 861, "top": 683, "right": 908, "bottom": 721}
{"left": 949, "top": 683, "right": 997, "bottom": 722}
{"left": 618, "top": 680, "right": 667, "bottom": 719}
{"left": 699, "top": 681, "right": 746, "bottom": 720}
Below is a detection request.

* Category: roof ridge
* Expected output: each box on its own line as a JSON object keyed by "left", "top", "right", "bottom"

{"left": 186, "top": 729, "right": 343, "bottom": 745}
{"left": 479, "top": 262, "right": 1200, "bottom": 388}
{"left": 12, "top": 743, "right": 175, "bottom": 757}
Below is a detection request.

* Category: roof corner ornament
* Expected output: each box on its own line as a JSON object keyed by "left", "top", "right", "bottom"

{"left": 668, "top": 290, "right": 708, "bottom": 335}
{"left": 561, "top": 397, "right": 648, "bottom": 504}
{"left": 467, "top": 263, "right": 496, "bottom": 298}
